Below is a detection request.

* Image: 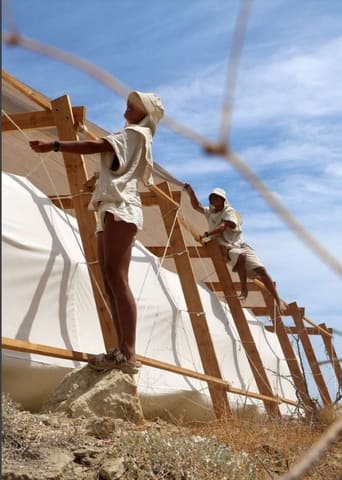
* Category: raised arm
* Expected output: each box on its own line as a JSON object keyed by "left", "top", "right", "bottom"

{"left": 184, "top": 183, "right": 205, "bottom": 214}
{"left": 29, "top": 138, "right": 113, "bottom": 155}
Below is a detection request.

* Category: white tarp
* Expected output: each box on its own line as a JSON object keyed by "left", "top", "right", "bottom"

{"left": 2, "top": 173, "right": 298, "bottom": 418}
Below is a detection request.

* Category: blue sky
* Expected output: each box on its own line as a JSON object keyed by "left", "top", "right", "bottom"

{"left": 2, "top": 0, "right": 342, "bottom": 400}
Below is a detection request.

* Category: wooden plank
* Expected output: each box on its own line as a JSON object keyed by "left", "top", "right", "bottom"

{"left": 2, "top": 336, "right": 88, "bottom": 362}
{"left": 264, "top": 326, "right": 334, "bottom": 335}
{"left": 250, "top": 307, "right": 274, "bottom": 316}
{"left": 289, "top": 303, "right": 332, "bottom": 406}
{"left": 205, "top": 271, "right": 317, "bottom": 413}
{"left": 205, "top": 281, "right": 262, "bottom": 292}
{"left": 51, "top": 95, "right": 117, "bottom": 349}
{"left": 261, "top": 300, "right": 318, "bottom": 413}
{"left": 2, "top": 107, "right": 86, "bottom": 132}
{"left": 205, "top": 241, "right": 281, "bottom": 417}
{"left": 319, "top": 323, "right": 342, "bottom": 389}
{"left": 149, "top": 184, "right": 179, "bottom": 208}
{"left": 2, "top": 336, "right": 298, "bottom": 407}
{"left": 2, "top": 69, "right": 52, "bottom": 110}
{"left": 141, "top": 191, "right": 160, "bottom": 206}
{"left": 303, "top": 316, "right": 332, "bottom": 338}
{"left": 157, "top": 182, "right": 231, "bottom": 418}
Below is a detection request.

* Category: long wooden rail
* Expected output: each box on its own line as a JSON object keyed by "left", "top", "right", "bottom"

{"left": 2, "top": 337, "right": 298, "bottom": 407}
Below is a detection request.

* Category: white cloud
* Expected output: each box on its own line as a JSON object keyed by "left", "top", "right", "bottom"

{"left": 234, "top": 36, "right": 342, "bottom": 126}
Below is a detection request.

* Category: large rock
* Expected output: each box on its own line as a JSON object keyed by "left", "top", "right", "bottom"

{"left": 42, "top": 365, "right": 144, "bottom": 424}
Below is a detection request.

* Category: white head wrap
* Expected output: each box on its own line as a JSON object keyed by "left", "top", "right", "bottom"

{"left": 209, "top": 187, "right": 227, "bottom": 202}
{"left": 127, "top": 91, "right": 164, "bottom": 135}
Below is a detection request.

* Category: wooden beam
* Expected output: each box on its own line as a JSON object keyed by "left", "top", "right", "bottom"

{"left": 250, "top": 307, "right": 273, "bottom": 316}
{"left": 51, "top": 95, "right": 117, "bottom": 349}
{"left": 319, "top": 323, "right": 342, "bottom": 388}
{"left": 2, "top": 336, "right": 298, "bottom": 407}
{"left": 264, "top": 326, "right": 334, "bottom": 335}
{"left": 205, "top": 241, "right": 281, "bottom": 417}
{"left": 2, "top": 107, "right": 86, "bottom": 132}
{"left": 2, "top": 69, "right": 51, "bottom": 109}
{"left": 289, "top": 302, "right": 332, "bottom": 406}
{"left": 205, "top": 281, "right": 262, "bottom": 292}
{"left": 149, "top": 184, "right": 179, "bottom": 208}
{"left": 141, "top": 191, "right": 161, "bottom": 206}
{"left": 262, "top": 301, "right": 318, "bottom": 413}
{"left": 157, "top": 182, "right": 231, "bottom": 418}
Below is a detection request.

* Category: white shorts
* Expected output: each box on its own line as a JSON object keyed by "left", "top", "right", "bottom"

{"left": 95, "top": 202, "right": 142, "bottom": 233}
{"left": 228, "top": 243, "right": 264, "bottom": 273}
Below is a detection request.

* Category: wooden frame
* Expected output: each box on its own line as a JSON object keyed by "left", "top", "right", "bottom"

{"left": 3, "top": 75, "right": 340, "bottom": 419}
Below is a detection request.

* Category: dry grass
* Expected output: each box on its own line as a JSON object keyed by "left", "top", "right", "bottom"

{"left": 187, "top": 405, "right": 342, "bottom": 479}
{"left": 2, "top": 394, "right": 342, "bottom": 480}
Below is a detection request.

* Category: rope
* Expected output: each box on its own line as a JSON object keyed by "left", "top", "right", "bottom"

{"left": 2, "top": 106, "right": 114, "bottom": 320}
{"left": 4, "top": 32, "right": 342, "bottom": 278}
{"left": 139, "top": 206, "right": 183, "bottom": 358}
{"left": 3, "top": 4, "right": 340, "bottom": 415}
{"left": 219, "top": 0, "right": 254, "bottom": 143}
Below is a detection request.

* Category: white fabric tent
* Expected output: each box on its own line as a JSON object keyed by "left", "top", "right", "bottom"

{"left": 2, "top": 173, "right": 298, "bottom": 418}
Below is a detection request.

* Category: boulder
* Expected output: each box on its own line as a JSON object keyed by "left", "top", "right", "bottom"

{"left": 42, "top": 365, "right": 144, "bottom": 424}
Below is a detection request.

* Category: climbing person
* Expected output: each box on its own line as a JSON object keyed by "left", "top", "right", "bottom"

{"left": 184, "top": 184, "right": 287, "bottom": 313}
{"left": 29, "top": 90, "right": 165, "bottom": 373}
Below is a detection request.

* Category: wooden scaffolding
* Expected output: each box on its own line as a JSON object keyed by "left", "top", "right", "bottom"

{"left": 2, "top": 71, "right": 341, "bottom": 419}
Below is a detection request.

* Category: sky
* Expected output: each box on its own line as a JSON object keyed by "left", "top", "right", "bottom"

{"left": 2, "top": 0, "right": 342, "bottom": 401}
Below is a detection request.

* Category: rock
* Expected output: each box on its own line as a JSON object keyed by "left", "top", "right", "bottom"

{"left": 99, "top": 457, "right": 125, "bottom": 479}
{"left": 2, "top": 448, "right": 73, "bottom": 480}
{"left": 41, "top": 365, "right": 144, "bottom": 424}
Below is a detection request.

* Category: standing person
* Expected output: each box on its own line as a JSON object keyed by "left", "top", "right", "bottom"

{"left": 184, "top": 184, "right": 287, "bottom": 313}
{"left": 29, "top": 91, "right": 164, "bottom": 373}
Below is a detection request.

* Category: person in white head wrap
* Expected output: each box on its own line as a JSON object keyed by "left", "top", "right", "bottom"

{"left": 29, "top": 90, "right": 165, "bottom": 373}
{"left": 184, "top": 184, "right": 287, "bottom": 313}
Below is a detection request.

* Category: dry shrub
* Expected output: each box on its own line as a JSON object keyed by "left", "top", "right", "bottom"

{"left": 314, "top": 403, "right": 342, "bottom": 427}
{"left": 2, "top": 394, "right": 341, "bottom": 479}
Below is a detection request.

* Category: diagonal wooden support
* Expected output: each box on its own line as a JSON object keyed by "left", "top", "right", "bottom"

{"left": 203, "top": 277, "right": 317, "bottom": 413}
{"left": 288, "top": 302, "right": 332, "bottom": 406}
{"left": 319, "top": 322, "right": 342, "bottom": 393}
{"left": 269, "top": 310, "right": 317, "bottom": 413}
{"left": 205, "top": 241, "right": 281, "bottom": 417}
{"left": 51, "top": 95, "right": 117, "bottom": 349}
{"left": 156, "top": 181, "right": 231, "bottom": 419}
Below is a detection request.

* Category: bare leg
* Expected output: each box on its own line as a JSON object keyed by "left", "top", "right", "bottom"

{"left": 102, "top": 214, "right": 138, "bottom": 365}
{"left": 254, "top": 267, "right": 287, "bottom": 313}
{"left": 97, "top": 231, "right": 122, "bottom": 346}
{"left": 233, "top": 253, "right": 248, "bottom": 300}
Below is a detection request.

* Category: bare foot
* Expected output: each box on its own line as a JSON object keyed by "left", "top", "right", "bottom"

{"left": 238, "top": 288, "right": 248, "bottom": 301}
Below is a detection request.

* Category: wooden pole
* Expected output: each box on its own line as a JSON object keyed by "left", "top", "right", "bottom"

{"left": 319, "top": 323, "right": 342, "bottom": 391}
{"left": 289, "top": 302, "right": 332, "bottom": 406}
{"left": 155, "top": 182, "right": 231, "bottom": 418}
{"left": 51, "top": 95, "right": 117, "bottom": 349}
{"left": 205, "top": 241, "right": 281, "bottom": 417}
{"left": 253, "top": 285, "right": 317, "bottom": 413}
{"left": 2, "top": 336, "right": 298, "bottom": 407}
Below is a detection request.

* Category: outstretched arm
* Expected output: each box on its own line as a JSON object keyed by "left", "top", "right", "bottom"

{"left": 29, "top": 138, "right": 113, "bottom": 155}
{"left": 184, "top": 183, "right": 205, "bottom": 214}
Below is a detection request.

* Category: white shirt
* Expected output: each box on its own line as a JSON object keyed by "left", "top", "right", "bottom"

{"left": 204, "top": 204, "right": 244, "bottom": 247}
{"left": 88, "top": 127, "right": 152, "bottom": 230}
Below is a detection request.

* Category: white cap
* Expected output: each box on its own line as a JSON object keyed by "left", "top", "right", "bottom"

{"left": 209, "top": 187, "right": 227, "bottom": 201}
